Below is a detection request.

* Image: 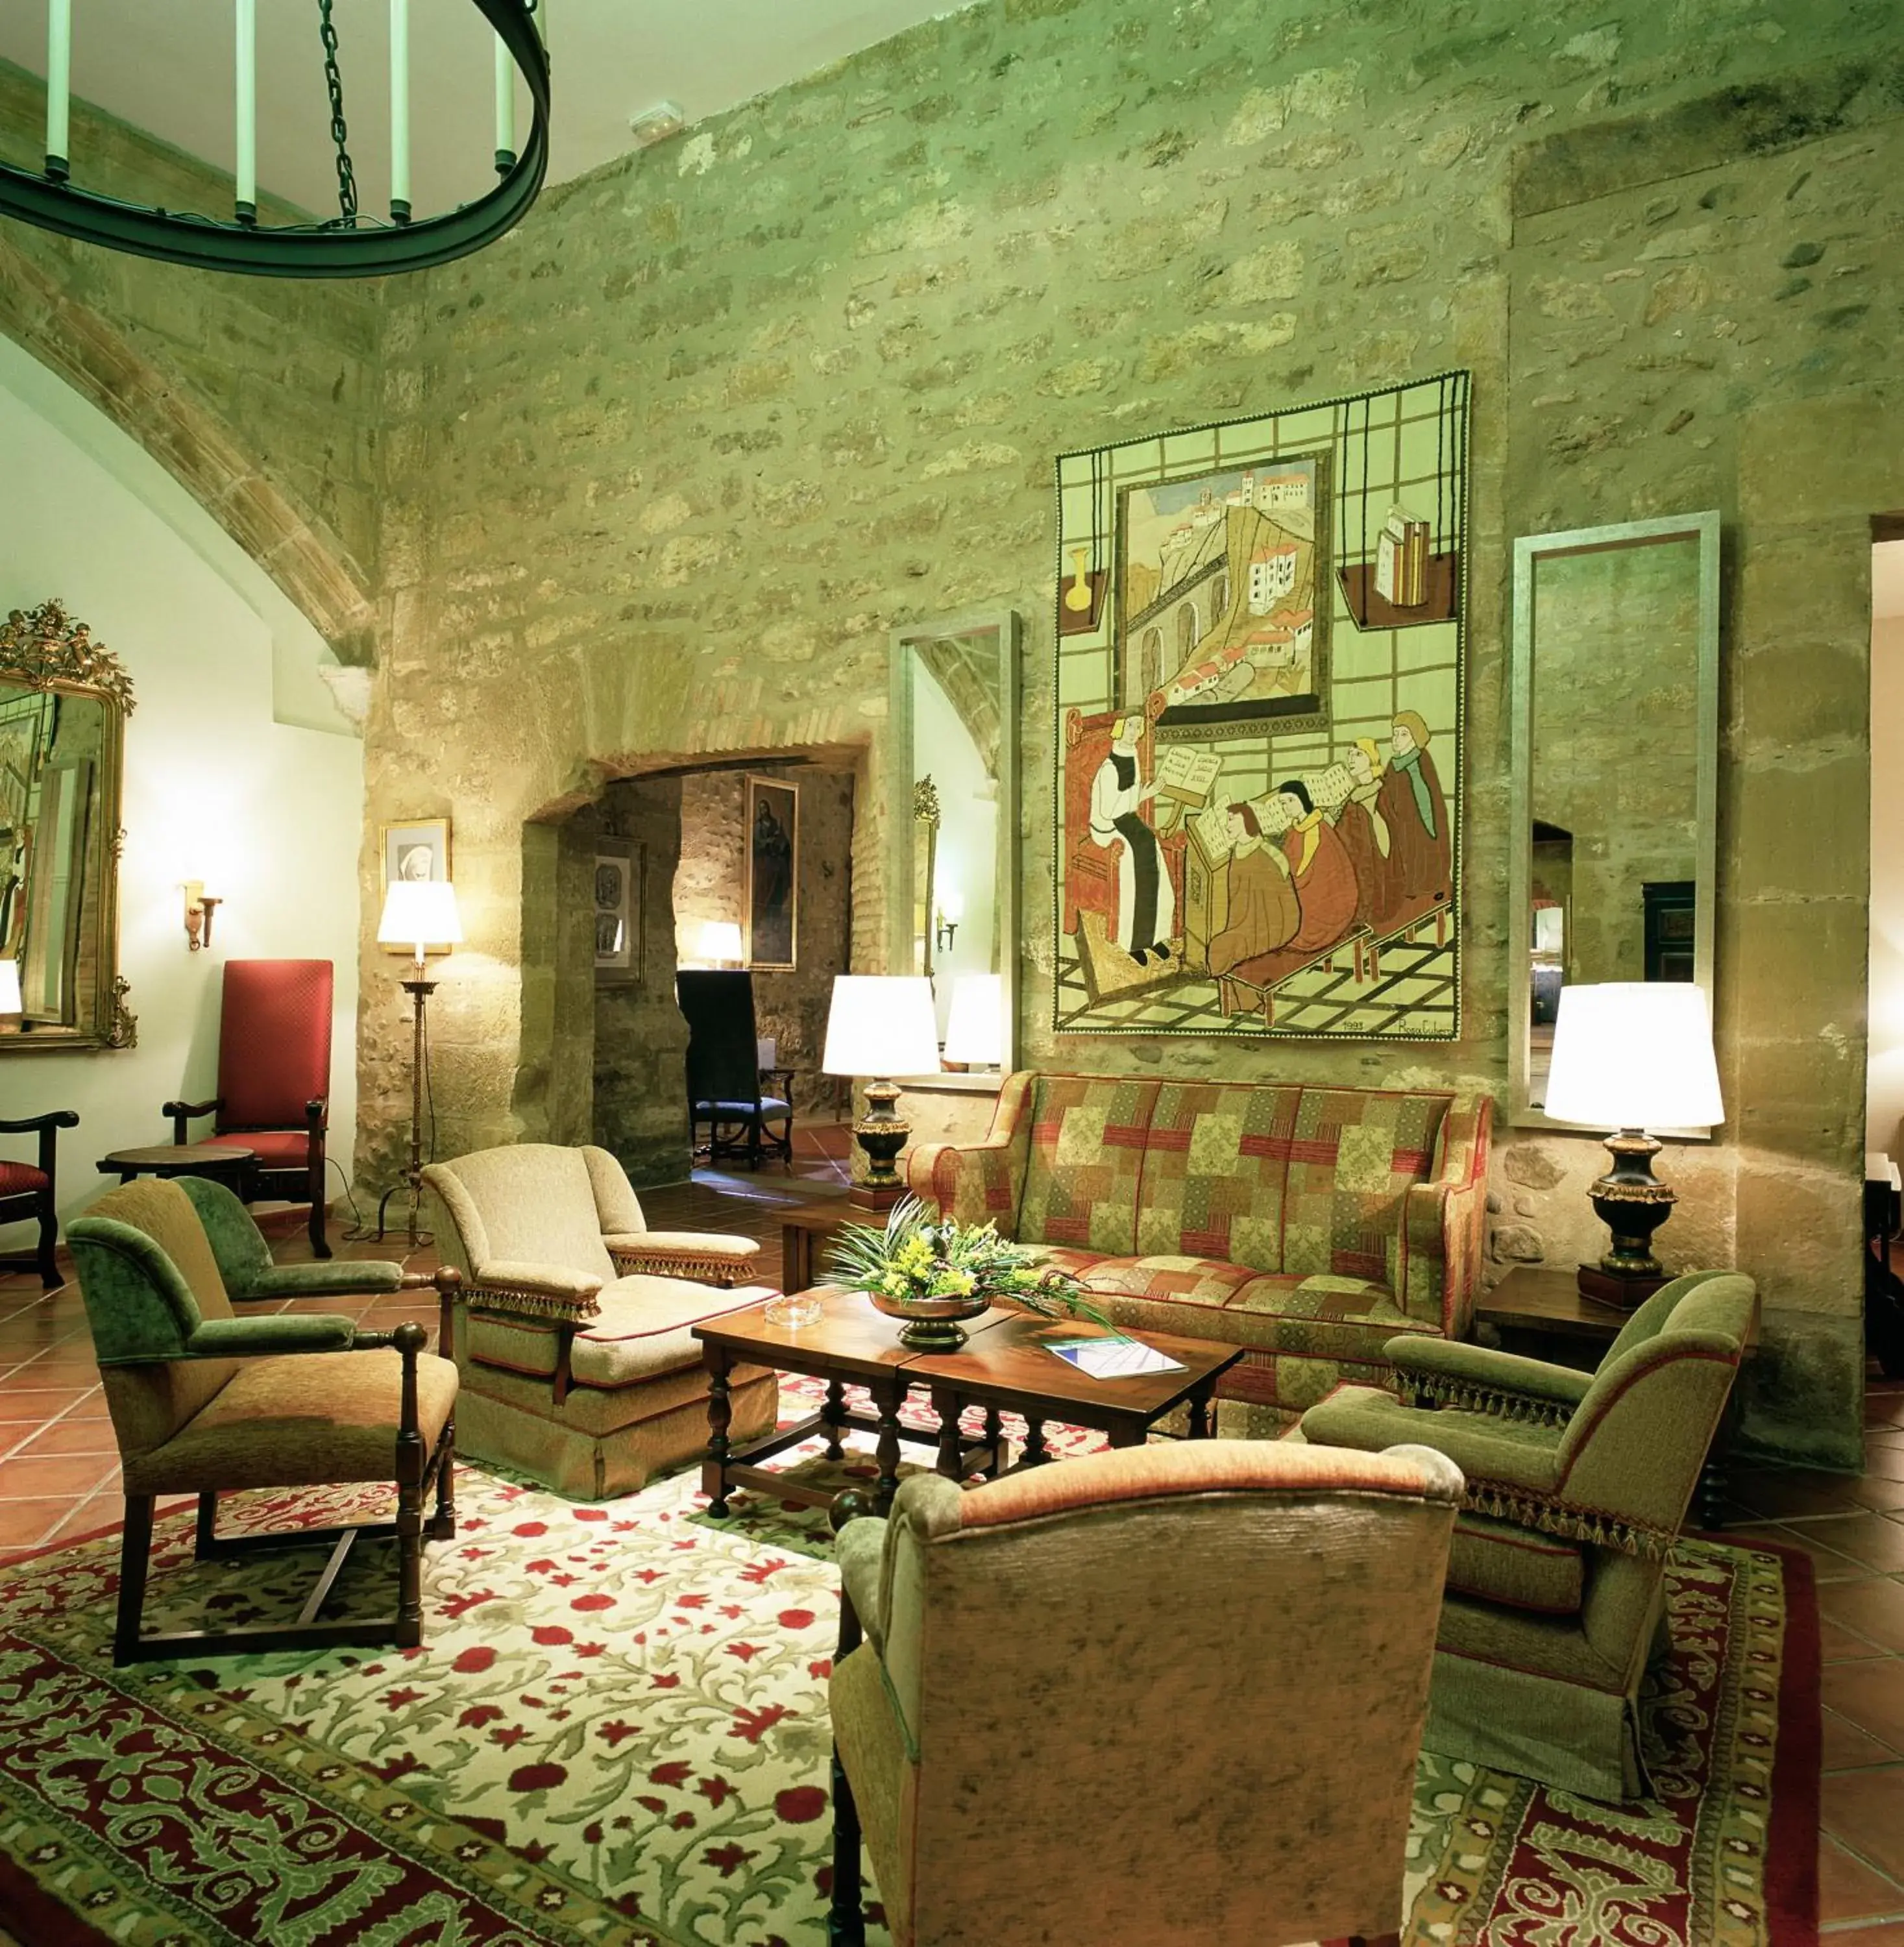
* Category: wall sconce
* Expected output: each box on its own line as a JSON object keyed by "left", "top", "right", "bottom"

{"left": 934, "top": 885, "right": 962, "bottom": 954}
{"left": 183, "top": 880, "right": 222, "bottom": 952}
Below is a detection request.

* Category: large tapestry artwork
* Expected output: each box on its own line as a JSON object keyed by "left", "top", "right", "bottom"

{"left": 1054, "top": 373, "right": 1470, "bottom": 1038}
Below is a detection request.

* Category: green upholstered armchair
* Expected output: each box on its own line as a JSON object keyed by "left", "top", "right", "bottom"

{"left": 67, "top": 1178, "right": 461, "bottom": 1665}
{"left": 1299, "top": 1271, "right": 1758, "bottom": 1802}
{"left": 827, "top": 1439, "right": 1464, "bottom": 1947}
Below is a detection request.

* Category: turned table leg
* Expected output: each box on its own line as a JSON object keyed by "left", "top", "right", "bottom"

{"left": 702, "top": 1345, "right": 734, "bottom": 1517}
{"left": 873, "top": 1380, "right": 906, "bottom": 1513}
{"left": 932, "top": 1388, "right": 965, "bottom": 1480}
{"left": 822, "top": 1378, "right": 848, "bottom": 1461}
{"left": 983, "top": 1405, "right": 1005, "bottom": 1476}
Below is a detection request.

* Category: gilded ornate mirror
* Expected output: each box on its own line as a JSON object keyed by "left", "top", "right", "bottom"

{"left": 0, "top": 600, "right": 136, "bottom": 1051}
{"left": 1507, "top": 514, "right": 1719, "bottom": 1126}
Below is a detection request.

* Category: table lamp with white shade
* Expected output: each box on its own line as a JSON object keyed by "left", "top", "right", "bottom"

{"left": 823, "top": 974, "right": 941, "bottom": 1208}
{"left": 1544, "top": 981, "right": 1724, "bottom": 1307}
{"left": 695, "top": 920, "right": 744, "bottom": 968}
{"left": 942, "top": 972, "right": 1004, "bottom": 1071}
{"left": 374, "top": 879, "right": 464, "bottom": 1244}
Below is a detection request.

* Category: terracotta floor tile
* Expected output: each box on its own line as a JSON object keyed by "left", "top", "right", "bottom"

{"left": 1728, "top": 1523, "right": 1869, "bottom": 1581}
{"left": 56, "top": 1391, "right": 112, "bottom": 1419}
{"left": 1824, "top": 1706, "right": 1903, "bottom": 1770}
{"left": 1824, "top": 1765, "right": 1904, "bottom": 1882}
{"left": 1826, "top": 1925, "right": 1904, "bottom": 1944}
{"left": 0, "top": 1388, "right": 92, "bottom": 1423}
{"left": 1825, "top": 1661, "right": 1904, "bottom": 1756}
{"left": 1868, "top": 1448, "right": 1904, "bottom": 1484}
{"left": 1795, "top": 1513, "right": 1904, "bottom": 1574}
{"left": 11, "top": 1418, "right": 120, "bottom": 1458}
{"left": 1848, "top": 1475, "right": 1904, "bottom": 1513}
{"left": 0, "top": 1497, "right": 84, "bottom": 1548}
{"left": 1820, "top": 1834, "right": 1904, "bottom": 1924}
{"left": 1825, "top": 1617, "right": 1896, "bottom": 1661}
{"left": 0, "top": 1452, "right": 119, "bottom": 1499}
{"left": 1823, "top": 1580, "right": 1904, "bottom": 1654}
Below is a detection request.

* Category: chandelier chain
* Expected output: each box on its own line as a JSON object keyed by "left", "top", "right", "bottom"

{"left": 317, "top": 0, "right": 359, "bottom": 227}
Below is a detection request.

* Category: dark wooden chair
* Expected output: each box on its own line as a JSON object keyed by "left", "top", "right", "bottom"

{"left": 677, "top": 968, "right": 794, "bottom": 1170}
{"left": 0, "top": 1108, "right": 79, "bottom": 1288}
{"left": 163, "top": 959, "right": 335, "bottom": 1257}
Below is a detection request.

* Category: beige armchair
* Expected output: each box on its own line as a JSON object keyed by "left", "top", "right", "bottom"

{"left": 829, "top": 1438, "right": 1463, "bottom": 1947}
{"left": 422, "top": 1142, "right": 777, "bottom": 1500}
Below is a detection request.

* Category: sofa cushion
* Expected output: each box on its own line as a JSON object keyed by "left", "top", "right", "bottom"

{"left": 1073, "top": 1255, "right": 1261, "bottom": 1308}
{"left": 1281, "top": 1088, "right": 1449, "bottom": 1287}
{"left": 1133, "top": 1081, "right": 1302, "bottom": 1271}
{"left": 469, "top": 1277, "right": 771, "bottom": 1387}
{"left": 1017, "top": 1075, "right": 1160, "bottom": 1255}
{"left": 1446, "top": 1512, "right": 1584, "bottom": 1615}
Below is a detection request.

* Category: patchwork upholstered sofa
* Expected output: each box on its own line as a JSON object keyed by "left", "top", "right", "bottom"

{"left": 908, "top": 1071, "right": 1491, "bottom": 1429}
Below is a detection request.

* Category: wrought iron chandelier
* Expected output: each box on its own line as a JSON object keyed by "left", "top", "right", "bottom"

{"left": 0, "top": 0, "right": 549, "bottom": 278}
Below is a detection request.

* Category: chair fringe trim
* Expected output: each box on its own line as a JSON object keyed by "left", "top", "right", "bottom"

{"left": 1463, "top": 1480, "right": 1672, "bottom": 1558}
{"left": 465, "top": 1284, "right": 601, "bottom": 1325}
{"left": 1407, "top": 1372, "right": 1575, "bottom": 1428}
{"left": 610, "top": 1249, "right": 753, "bottom": 1285}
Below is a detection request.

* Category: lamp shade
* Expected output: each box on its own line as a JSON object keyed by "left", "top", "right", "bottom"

{"left": 0, "top": 957, "right": 19, "bottom": 1014}
{"left": 696, "top": 920, "right": 744, "bottom": 964}
{"left": 376, "top": 879, "right": 463, "bottom": 953}
{"left": 1544, "top": 982, "right": 1723, "bottom": 1130}
{"left": 942, "top": 973, "right": 1003, "bottom": 1066}
{"left": 822, "top": 975, "right": 940, "bottom": 1079}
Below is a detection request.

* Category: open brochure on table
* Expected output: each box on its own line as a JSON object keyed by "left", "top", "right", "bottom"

{"left": 1043, "top": 1334, "right": 1186, "bottom": 1380}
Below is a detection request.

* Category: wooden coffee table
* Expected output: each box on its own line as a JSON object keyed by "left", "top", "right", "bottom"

{"left": 693, "top": 1288, "right": 1243, "bottom": 1519}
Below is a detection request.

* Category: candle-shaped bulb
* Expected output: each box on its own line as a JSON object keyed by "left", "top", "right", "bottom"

{"left": 45, "top": 0, "right": 71, "bottom": 178}
{"left": 389, "top": 0, "right": 411, "bottom": 219}
{"left": 494, "top": 34, "right": 515, "bottom": 174}
{"left": 235, "top": 0, "right": 257, "bottom": 220}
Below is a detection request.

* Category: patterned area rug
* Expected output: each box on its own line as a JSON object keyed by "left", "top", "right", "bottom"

{"left": 0, "top": 1380, "right": 1817, "bottom": 1946}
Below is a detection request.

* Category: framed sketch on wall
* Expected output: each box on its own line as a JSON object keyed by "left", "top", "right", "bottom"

{"left": 593, "top": 844, "right": 642, "bottom": 985}
{"left": 379, "top": 817, "right": 451, "bottom": 955}
{"left": 746, "top": 777, "right": 798, "bottom": 971}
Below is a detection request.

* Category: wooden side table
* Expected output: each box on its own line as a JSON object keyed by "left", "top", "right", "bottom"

{"left": 779, "top": 1200, "right": 868, "bottom": 1294}
{"left": 1474, "top": 1264, "right": 1756, "bottom": 1531}
{"left": 98, "top": 1143, "right": 255, "bottom": 1188}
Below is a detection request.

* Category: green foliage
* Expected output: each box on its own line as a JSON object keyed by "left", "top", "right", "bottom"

{"left": 822, "top": 1195, "right": 1110, "bottom": 1325}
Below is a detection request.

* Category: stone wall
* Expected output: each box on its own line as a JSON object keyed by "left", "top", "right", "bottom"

{"left": 8, "top": 5, "right": 1902, "bottom": 1466}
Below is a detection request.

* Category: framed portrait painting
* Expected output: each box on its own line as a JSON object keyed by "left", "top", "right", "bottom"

{"left": 379, "top": 817, "right": 452, "bottom": 955}
{"left": 745, "top": 778, "right": 798, "bottom": 972}
{"left": 593, "top": 844, "right": 642, "bottom": 986}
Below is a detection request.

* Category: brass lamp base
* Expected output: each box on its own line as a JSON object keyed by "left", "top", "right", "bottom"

{"left": 849, "top": 1077, "right": 910, "bottom": 1212}
{"left": 1586, "top": 1127, "right": 1676, "bottom": 1279}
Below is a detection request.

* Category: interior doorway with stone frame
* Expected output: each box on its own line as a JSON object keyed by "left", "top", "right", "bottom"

{"left": 517, "top": 745, "right": 865, "bottom": 1194}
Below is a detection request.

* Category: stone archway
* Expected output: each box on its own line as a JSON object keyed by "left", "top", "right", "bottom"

{"left": 515, "top": 734, "right": 877, "bottom": 1181}
{"left": 0, "top": 232, "right": 376, "bottom": 665}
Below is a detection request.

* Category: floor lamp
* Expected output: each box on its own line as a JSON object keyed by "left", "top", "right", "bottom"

{"left": 374, "top": 878, "right": 463, "bottom": 1245}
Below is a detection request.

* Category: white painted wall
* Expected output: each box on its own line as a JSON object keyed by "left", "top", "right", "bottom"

{"left": 1867, "top": 548, "right": 1904, "bottom": 1155}
{"left": 0, "top": 348, "right": 363, "bottom": 1245}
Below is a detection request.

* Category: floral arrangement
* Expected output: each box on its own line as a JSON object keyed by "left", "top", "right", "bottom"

{"left": 823, "top": 1195, "right": 1110, "bottom": 1327}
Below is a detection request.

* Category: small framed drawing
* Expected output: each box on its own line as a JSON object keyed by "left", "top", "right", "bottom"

{"left": 594, "top": 843, "right": 642, "bottom": 985}
{"left": 380, "top": 818, "right": 451, "bottom": 954}
{"left": 745, "top": 777, "right": 798, "bottom": 972}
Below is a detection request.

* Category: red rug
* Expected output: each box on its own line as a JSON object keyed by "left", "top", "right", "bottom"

{"left": 0, "top": 1391, "right": 1819, "bottom": 1946}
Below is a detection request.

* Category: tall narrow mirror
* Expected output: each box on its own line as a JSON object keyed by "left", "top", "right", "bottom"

{"left": 0, "top": 601, "right": 136, "bottom": 1052}
{"left": 1509, "top": 513, "right": 1720, "bottom": 1126}
{"left": 888, "top": 610, "right": 1021, "bottom": 1068}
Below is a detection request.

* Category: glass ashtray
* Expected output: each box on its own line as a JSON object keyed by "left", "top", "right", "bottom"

{"left": 764, "top": 1291, "right": 824, "bottom": 1329}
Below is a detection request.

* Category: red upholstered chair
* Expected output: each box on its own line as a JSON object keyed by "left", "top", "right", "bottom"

{"left": 164, "top": 960, "right": 335, "bottom": 1259}
{"left": 0, "top": 1109, "right": 80, "bottom": 1288}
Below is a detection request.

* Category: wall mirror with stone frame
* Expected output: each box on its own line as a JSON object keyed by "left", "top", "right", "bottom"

{"left": 1508, "top": 511, "right": 1720, "bottom": 1129}
{"left": 888, "top": 609, "right": 1021, "bottom": 1068}
{"left": 0, "top": 601, "right": 136, "bottom": 1053}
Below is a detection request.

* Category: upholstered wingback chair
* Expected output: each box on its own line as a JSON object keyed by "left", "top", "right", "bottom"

{"left": 421, "top": 1143, "right": 777, "bottom": 1500}
{"left": 66, "top": 1178, "right": 459, "bottom": 1663}
{"left": 828, "top": 1439, "right": 1464, "bottom": 1947}
{"left": 1299, "top": 1271, "right": 1758, "bottom": 1802}
{"left": 164, "top": 959, "right": 335, "bottom": 1256}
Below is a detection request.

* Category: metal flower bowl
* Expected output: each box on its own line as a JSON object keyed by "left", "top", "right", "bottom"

{"left": 860, "top": 1285, "right": 992, "bottom": 1352}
